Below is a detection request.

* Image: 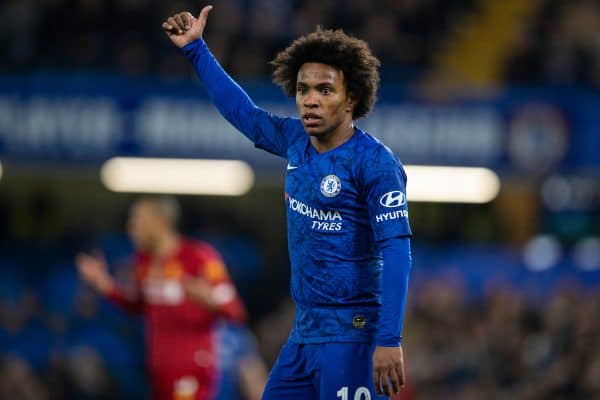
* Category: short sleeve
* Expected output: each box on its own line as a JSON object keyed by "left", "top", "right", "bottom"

{"left": 361, "top": 146, "right": 412, "bottom": 241}
{"left": 194, "top": 244, "right": 231, "bottom": 284}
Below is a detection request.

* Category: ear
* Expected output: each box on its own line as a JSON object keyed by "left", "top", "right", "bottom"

{"left": 346, "top": 92, "right": 357, "bottom": 114}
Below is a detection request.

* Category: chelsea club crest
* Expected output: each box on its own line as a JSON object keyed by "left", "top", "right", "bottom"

{"left": 320, "top": 175, "right": 341, "bottom": 197}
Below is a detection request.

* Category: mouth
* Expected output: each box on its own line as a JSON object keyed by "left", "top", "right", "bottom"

{"left": 302, "top": 113, "right": 322, "bottom": 127}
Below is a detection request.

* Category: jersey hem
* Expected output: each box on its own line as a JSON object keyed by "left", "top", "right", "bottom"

{"left": 288, "top": 333, "right": 374, "bottom": 344}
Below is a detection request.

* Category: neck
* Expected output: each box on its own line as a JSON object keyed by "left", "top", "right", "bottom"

{"left": 310, "top": 120, "right": 355, "bottom": 153}
{"left": 150, "top": 231, "right": 180, "bottom": 258}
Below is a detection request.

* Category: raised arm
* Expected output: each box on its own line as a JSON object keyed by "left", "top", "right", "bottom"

{"left": 162, "top": 6, "right": 298, "bottom": 158}
{"left": 75, "top": 252, "right": 143, "bottom": 314}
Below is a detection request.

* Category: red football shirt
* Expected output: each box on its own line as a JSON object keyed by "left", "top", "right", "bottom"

{"left": 107, "top": 237, "right": 246, "bottom": 399}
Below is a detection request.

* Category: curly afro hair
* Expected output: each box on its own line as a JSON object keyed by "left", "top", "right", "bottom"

{"left": 270, "top": 27, "right": 380, "bottom": 120}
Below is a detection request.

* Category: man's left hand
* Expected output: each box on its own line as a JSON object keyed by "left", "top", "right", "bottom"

{"left": 372, "top": 345, "right": 405, "bottom": 396}
{"left": 182, "top": 276, "right": 218, "bottom": 310}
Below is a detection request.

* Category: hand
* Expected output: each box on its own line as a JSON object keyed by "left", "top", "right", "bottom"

{"left": 182, "top": 276, "right": 218, "bottom": 309}
{"left": 75, "top": 252, "right": 114, "bottom": 295}
{"left": 162, "top": 5, "right": 213, "bottom": 48}
{"left": 373, "top": 345, "right": 406, "bottom": 396}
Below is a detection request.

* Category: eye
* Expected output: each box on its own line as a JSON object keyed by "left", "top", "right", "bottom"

{"left": 320, "top": 87, "right": 332, "bottom": 95}
{"left": 296, "top": 86, "right": 307, "bottom": 94}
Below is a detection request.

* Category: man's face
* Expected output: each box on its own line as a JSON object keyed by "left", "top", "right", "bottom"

{"left": 296, "top": 62, "right": 354, "bottom": 138}
{"left": 127, "top": 201, "right": 162, "bottom": 251}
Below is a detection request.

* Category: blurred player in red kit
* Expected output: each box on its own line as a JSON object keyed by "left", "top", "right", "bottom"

{"left": 75, "top": 195, "right": 247, "bottom": 400}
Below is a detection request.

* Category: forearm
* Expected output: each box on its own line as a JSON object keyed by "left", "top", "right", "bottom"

{"left": 90, "top": 274, "right": 115, "bottom": 297}
{"left": 219, "top": 295, "right": 248, "bottom": 323}
{"left": 376, "top": 236, "right": 412, "bottom": 347}
{"left": 106, "top": 284, "right": 144, "bottom": 314}
{"left": 185, "top": 278, "right": 247, "bottom": 322}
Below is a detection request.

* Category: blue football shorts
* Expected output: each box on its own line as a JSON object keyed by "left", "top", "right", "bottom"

{"left": 262, "top": 340, "right": 387, "bottom": 400}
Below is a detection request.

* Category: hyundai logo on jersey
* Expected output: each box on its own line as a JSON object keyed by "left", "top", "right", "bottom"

{"left": 379, "top": 191, "right": 407, "bottom": 208}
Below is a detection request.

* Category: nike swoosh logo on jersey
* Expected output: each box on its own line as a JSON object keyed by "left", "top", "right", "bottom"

{"left": 287, "top": 163, "right": 299, "bottom": 171}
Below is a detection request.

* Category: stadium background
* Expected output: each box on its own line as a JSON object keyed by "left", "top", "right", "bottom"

{"left": 1, "top": 0, "right": 600, "bottom": 399}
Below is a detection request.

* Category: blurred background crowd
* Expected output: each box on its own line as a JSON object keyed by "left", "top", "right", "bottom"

{"left": 1, "top": 0, "right": 600, "bottom": 399}
{"left": 1, "top": 0, "right": 599, "bottom": 85}
{"left": 3, "top": 237, "right": 600, "bottom": 400}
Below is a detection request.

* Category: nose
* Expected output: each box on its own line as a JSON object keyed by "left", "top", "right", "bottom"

{"left": 303, "top": 90, "right": 319, "bottom": 108}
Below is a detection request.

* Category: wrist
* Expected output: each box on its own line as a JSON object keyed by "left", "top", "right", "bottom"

{"left": 181, "top": 37, "right": 206, "bottom": 52}
{"left": 190, "top": 283, "right": 235, "bottom": 311}
{"left": 190, "top": 292, "right": 218, "bottom": 309}
{"left": 375, "top": 335, "right": 402, "bottom": 347}
{"left": 96, "top": 277, "right": 115, "bottom": 296}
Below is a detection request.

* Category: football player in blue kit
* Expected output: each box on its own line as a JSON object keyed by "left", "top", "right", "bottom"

{"left": 163, "top": 5, "right": 413, "bottom": 399}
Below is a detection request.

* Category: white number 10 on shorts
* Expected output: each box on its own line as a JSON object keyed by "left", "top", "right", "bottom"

{"left": 337, "top": 386, "right": 372, "bottom": 400}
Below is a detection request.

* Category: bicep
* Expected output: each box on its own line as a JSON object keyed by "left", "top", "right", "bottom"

{"left": 363, "top": 151, "right": 412, "bottom": 241}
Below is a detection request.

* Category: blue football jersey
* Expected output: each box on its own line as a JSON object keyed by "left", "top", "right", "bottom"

{"left": 183, "top": 38, "right": 412, "bottom": 344}
{"left": 258, "top": 123, "right": 411, "bottom": 343}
